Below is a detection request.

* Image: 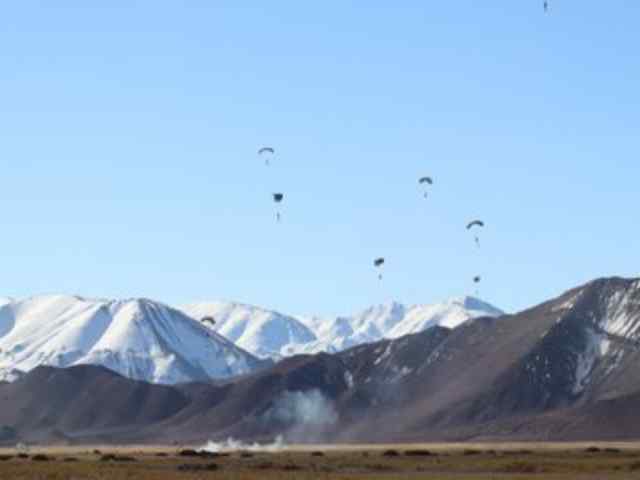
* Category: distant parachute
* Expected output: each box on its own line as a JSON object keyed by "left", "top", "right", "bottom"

{"left": 273, "top": 193, "right": 284, "bottom": 222}
{"left": 467, "top": 220, "right": 485, "bottom": 247}
{"left": 374, "top": 257, "right": 385, "bottom": 280}
{"left": 419, "top": 176, "right": 433, "bottom": 198}
{"left": 202, "top": 316, "right": 216, "bottom": 327}
{"left": 258, "top": 147, "right": 275, "bottom": 165}
{"left": 473, "top": 275, "right": 481, "bottom": 284}
{"left": 466, "top": 220, "right": 485, "bottom": 230}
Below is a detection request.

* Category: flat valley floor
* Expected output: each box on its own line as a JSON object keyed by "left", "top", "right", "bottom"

{"left": 1, "top": 443, "right": 640, "bottom": 479}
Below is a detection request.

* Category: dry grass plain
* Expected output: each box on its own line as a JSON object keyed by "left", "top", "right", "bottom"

{"left": 1, "top": 443, "right": 640, "bottom": 479}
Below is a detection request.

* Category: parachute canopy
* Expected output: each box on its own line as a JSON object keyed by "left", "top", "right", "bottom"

{"left": 473, "top": 276, "right": 481, "bottom": 283}
{"left": 419, "top": 176, "right": 433, "bottom": 185}
{"left": 258, "top": 147, "right": 275, "bottom": 155}
{"left": 202, "top": 316, "right": 216, "bottom": 326}
{"left": 374, "top": 257, "right": 385, "bottom": 268}
{"left": 466, "top": 220, "right": 485, "bottom": 230}
{"left": 273, "top": 193, "right": 284, "bottom": 203}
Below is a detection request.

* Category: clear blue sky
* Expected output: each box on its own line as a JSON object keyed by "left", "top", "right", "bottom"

{"left": 1, "top": 1, "right": 638, "bottom": 316}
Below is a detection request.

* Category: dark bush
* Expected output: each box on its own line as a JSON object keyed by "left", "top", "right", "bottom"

{"left": 178, "top": 449, "right": 199, "bottom": 457}
{"left": 405, "top": 449, "right": 434, "bottom": 457}
{"left": 31, "top": 454, "right": 50, "bottom": 462}
{"left": 177, "top": 463, "right": 218, "bottom": 472}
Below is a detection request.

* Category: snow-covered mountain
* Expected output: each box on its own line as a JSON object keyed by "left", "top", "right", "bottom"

{"left": 180, "top": 302, "right": 317, "bottom": 359}
{"left": 183, "top": 297, "right": 503, "bottom": 359}
{"left": 0, "top": 295, "right": 261, "bottom": 384}
{"left": 0, "top": 292, "right": 503, "bottom": 383}
{"left": 386, "top": 296, "right": 504, "bottom": 338}
{"left": 293, "top": 296, "right": 502, "bottom": 355}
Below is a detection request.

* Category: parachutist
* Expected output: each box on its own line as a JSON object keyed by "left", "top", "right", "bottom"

{"left": 419, "top": 176, "right": 433, "bottom": 199}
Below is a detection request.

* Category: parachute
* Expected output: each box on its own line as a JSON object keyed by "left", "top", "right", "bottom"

{"left": 374, "top": 257, "right": 385, "bottom": 280}
{"left": 467, "top": 220, "right": 485, "bottom": 247}
{"left": 419, "top": 176, "right": 433, "bottom": 198}
{"left": 258, "top": 147, "right": 275, "bottom": 166}
{"left": 202, "top": 316, "right": 216, "bottom": 327}
{"left": 473, "top": 275, "right": 481, "bottom": 284}
{"left": 466, "top": 220, "right": 484, "bottom": 230}
{"left": 273, "top": 193, "right": 284, "bottom": 222}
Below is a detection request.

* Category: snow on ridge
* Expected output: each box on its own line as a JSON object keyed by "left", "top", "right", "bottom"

{"left": 0, "top": 295, "right": 260, "bottom": 385}
{"left": 0, "top": 292, "right": 504, "bottom": 382}
{"left": 599, "top": 280, "right": 640, "bottom": 340}
{"left": 284, "top": 297, "right": 503, "bottom": 356}
{"left": 180, "top": 296, "right": 502, "bottom": 360}
{"left": 180, "top": 301, "right": 317, "bottom": 360}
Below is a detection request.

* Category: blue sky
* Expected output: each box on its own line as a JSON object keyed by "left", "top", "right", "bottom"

{"left": 1, "top": 1, "right": 638, "bottom": 316}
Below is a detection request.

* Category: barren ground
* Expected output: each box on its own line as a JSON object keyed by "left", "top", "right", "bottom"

{"left": 1, "top": 442, "right": 640, "bottom": 479}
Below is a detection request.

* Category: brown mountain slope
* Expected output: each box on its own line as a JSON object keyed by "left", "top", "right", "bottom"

{"left": 2, "top": 277, "right": 640, "bottom": 444}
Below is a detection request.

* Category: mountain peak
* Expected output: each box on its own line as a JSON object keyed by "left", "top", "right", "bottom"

{"left": 0, "top": 295, "right": 261, "bottom": 384}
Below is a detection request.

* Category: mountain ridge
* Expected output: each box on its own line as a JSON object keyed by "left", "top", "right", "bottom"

{"left": 2, "top": 277, "right": 640, "bottom": 444}
{"left": 0, "top": 295, "right": 262, "bottom": 384}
